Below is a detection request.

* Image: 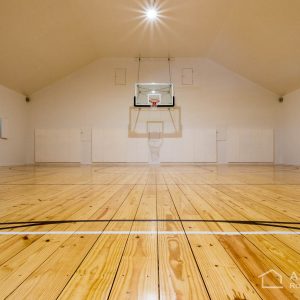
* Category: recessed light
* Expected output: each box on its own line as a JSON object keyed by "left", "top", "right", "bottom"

{"left": 146, "top": 8, "right": 158, "bottom": 20}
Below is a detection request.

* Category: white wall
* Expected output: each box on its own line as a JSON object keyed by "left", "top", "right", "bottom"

{"left": 276, "top": 89, "right": 300, "bottom": 165}
{"left": 35, "top": 129, "right": 81, "bottom": 163}
{"left": 0, "top": 85, "right": 28, "bottom": 166}
{"left": 227, "top": 128, "right": 274, "bottom": 163}
{"left": 27, "top": 58, "right": 277, "bottom": 164}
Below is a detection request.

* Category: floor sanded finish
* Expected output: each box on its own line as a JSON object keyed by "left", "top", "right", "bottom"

{"left": 0, "top": 164, "right": 300, "bottom": 299}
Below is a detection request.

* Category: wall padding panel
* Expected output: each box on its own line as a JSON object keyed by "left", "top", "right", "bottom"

{"left": 194, "top": 129, "right": 217, "bottom": 162}
{"left": 35, "top": 129, "right": 81, "bottom": 162}
{"left": 126, "top": 138, "right": 148, "bottom": 162}
{"left": 93, "top": 128, "right": 148, "bottom": 162}
{"left": 92, "top": 128, "right": 216, "bottom": 163}
{"left": 160, "top": 129, "right": 216, "bottom": 162}
{"left": 227, "top": 128, "right": 274, "bottom": 162}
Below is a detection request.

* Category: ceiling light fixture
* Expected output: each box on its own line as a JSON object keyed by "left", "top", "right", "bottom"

{"left": 146, "top": 8, "right": 158, "bottom": 20}
{"left": 145, "top": 0, "right": 158, "bottom": 21}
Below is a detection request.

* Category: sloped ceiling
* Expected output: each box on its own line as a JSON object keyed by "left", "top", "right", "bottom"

{"left": 0, "top": 0, "right": 300, "bottom": 95}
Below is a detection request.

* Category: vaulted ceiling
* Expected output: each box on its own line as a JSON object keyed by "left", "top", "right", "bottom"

{"left": 1, "top": 0, "right": 300, "bottom": 95}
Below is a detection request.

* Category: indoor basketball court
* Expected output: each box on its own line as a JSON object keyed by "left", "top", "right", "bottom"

{"left": 1, "top": 1, "right": 300, "bottom": 299}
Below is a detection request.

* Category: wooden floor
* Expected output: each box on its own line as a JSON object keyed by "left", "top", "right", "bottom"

{"left": 0, "top": 164, "right": 300, "bottom": 299}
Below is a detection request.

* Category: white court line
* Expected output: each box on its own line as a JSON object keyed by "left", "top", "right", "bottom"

{"left": 0, "top": 231, "right": 300, "bottom": 235}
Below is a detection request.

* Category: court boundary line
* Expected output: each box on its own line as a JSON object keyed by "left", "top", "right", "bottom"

{"left": 2, "top": 219, "right": 299, "bottom": 224}
{"left": 1, "top": 183, "right": 300, "bottom": 186}
{"left": 1, "top": 231, "right": 300, "bottom": 235}
{"left": 1, "top": 219, "right": 299, "bottom": 231}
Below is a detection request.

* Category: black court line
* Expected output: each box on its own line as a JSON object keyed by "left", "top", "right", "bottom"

{"left": 0, "top": 219, "right": 299, "bottom": 231}
{"left": 1, "top": 184, "right": 300, "bottom": 186}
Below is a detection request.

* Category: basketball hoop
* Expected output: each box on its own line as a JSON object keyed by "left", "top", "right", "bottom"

{"left": 149, "top": 98, "right": 160, "bottom": 107}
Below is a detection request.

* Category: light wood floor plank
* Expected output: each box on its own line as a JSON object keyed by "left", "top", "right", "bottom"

{"left": 0, "top": 185, "right": 132, "bottom": 299}
{"left": 58, "top": 185, "right": 144, "bottom": 300}
{"left": 1, "top": 164, "right": 300, "bottom": 299}
{"left": 188, "top": 184, "right": 300, "bottom": 298}
{"left": 7, "top": 185, "right": 135, "bottom": 300}
{"left": 108, "top": 185, "right": 159, "bottom": 300}
{"left": 157, "top": 185, "right": 210, "bottom": 300}
{"left": 167, "top": 184, "right": 261, "bottom": 300}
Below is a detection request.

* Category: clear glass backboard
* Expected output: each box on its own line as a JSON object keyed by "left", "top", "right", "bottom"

{"left": 134, "top": 83, "right": 175, "bottom": 107}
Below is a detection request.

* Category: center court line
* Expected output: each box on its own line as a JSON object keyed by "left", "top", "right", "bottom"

{"left": 1, "top": 231, "right": 300, "bottom": 235}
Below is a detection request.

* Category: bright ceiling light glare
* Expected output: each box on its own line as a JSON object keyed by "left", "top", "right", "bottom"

{"left": 146, "top": 8, "right": 158, "bottom": 21}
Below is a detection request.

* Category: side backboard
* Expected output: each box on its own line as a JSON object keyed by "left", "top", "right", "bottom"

{"left": 134, "top": 83, "right": 175, "bottom": 107}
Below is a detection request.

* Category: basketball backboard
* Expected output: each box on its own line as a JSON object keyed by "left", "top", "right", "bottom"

{"left": 134, "top": 83, "right": 174, "bottom": 107}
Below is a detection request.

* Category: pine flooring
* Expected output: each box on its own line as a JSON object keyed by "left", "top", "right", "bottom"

{"left": 0, "top": 164, "right": 300, "bottom": 299}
